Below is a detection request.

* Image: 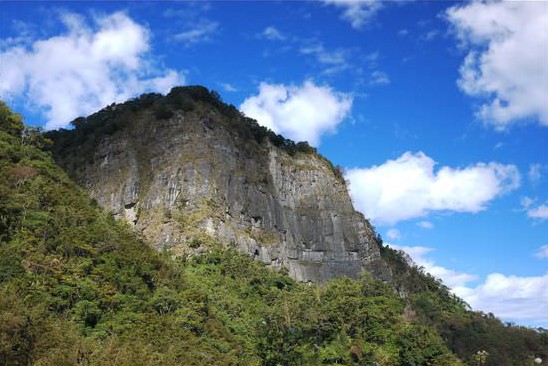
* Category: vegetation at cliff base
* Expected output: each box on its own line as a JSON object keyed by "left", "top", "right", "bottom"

{"left": 1, "top": 101, "right": 546, "bottom": 365}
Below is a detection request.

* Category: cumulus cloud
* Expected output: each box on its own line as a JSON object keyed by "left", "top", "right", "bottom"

{"left": 240, "top": 81, "right": 352, "bottom": 146}
{"left": 323, "top": 0, "right": 383, "bottom": 29}
{"left": 392, "top": 244, "right": 548, "bottom": 325}
{"left": 536, "top": 245, "right": 548, "bottom": 259}
{"left": 0, "top": 11, "right": 184, "bottom": 130}
{"left": 447, "top": 1, "right": 548, "bottom": 129}
{"left": 346, "top": 151, "right": 520, "bottom": 225}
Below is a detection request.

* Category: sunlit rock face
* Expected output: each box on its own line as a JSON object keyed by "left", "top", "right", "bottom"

{"left": 49, "top": 89, "right": 389, "bottom": 283}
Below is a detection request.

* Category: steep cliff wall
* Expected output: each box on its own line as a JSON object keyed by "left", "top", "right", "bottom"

{"left": 48, "top": 87, "right": 389, "bottom": 283}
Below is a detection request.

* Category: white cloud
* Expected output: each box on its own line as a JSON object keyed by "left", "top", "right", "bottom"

{"left": 174, "top": 19, "right": 219, "bottom": 46}
{"left": 389, "top": 244, "right": 477, "bottom": 288}
{"left": 453, "top": 273, "right": 548, "bottom": 324}
{"left": 392, "top": 244, "right": 548, "bottom": 325}
{"left": 323, "top": 0, "right": 383, "bottom": 29}
{"left": 521, "top": 197, "right": 548, "bottom": 220}
{"left": 299, "top": 43, "right": 353, "bottom": 76}
{"left": 300, "top": 44, "right": 347, "bottom": 66}
{"left": 417, "top": 221, "right": 434, "bottom": 229}
{"left": 447, "top": 1, "right": 548, "bottom": 129}
{"left": 0, "top": 11, "right": 184, "bottom": 130}
{"left": 261, "top": 26, "right": 285, "bottom": 41}
{"left": 527, "top": 204, "right": 548, "bottom": 220}
{"left": 369, "top": 70, "right": 390, "bottom": 86}
{"left": 346, "top": 151, "right": 520, "bottom": 225}
{"left": 386, "top": 228, "right": 401, "bottom": 241}
{"left": 220, "top": 83, "right": 238, "bottom": 92}
{"left": 421, "top": 30, "right": 439, "bottom": 42}
{"left": 240, "top": 80, "right": 352, "bottom": 146}
{"left": 536, "top": 244, "right": 548, "bottom": 259}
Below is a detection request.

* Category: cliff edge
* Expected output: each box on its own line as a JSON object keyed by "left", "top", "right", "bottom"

{"left": 46, "top": 86, "right": 390, "bottom": 283}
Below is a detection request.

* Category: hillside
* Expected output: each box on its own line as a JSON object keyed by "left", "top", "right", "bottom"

{"left": 1, "top": 98, "right": 546, "bottom": 365}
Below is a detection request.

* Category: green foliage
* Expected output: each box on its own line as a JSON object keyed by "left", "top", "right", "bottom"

{"left": 2, "top": 102, "right": 546, "bottom": 365}
{"left": 381, "top": 245, "right": 547, "bottom": 365}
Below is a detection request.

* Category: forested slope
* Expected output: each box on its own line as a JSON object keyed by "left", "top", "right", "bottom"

{"left": 1, "top": 101, "right": 545, "bottom": 365}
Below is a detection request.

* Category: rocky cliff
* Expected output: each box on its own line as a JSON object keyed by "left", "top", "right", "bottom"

{"left": 47, "top": 86, "right": 389, "bottom": 283}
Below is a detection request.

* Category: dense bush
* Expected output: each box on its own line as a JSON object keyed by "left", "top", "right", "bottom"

{"left": 380, "top": 245, "right": 547, "bottom": 365}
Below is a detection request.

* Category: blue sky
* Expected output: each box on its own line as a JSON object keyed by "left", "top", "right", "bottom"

{"left": 1, "top": 0, "right": 547, "bottom": 327}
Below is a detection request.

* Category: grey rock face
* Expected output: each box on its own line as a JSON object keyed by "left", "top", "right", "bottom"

{"left": 53, "top": 106, "right": 388, "bottom": 283}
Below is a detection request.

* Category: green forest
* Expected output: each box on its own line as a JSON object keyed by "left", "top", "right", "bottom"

{"left": 1, "top": 99, "right": 546, "bottom": 365}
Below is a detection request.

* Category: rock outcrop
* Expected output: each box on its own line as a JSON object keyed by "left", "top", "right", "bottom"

{"left": 47, "top": 87, "right": 389, "bottom": 283}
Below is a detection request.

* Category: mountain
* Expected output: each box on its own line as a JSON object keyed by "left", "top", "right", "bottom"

{"left": 2, "top": 94, "right": 546, "bottom": 365}
{"left": 45, "top": 86, "right": 389, "bottom": 284}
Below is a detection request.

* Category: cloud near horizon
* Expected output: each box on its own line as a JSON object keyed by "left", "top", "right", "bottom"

{"left": 447, "top": 1, "right": 548, "bottom": 129}
{"left": 240, "top": 81, "right": 352, "bottom": 146}
{"left": 346, "top": 151, "right": 520, "bottom": 225}
{"left": 390, "top": 244, "right": 548, "bottom": 325}
{"left": 0, "top": 11, "right": 184, "bottom": 130}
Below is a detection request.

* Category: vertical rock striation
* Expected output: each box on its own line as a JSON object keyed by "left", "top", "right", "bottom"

{"left": 48, "top": 88, "right": 389, "bottom": 283}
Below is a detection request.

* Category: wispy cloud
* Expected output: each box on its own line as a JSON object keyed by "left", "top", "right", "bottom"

{"left": 417, "top": 221, "right": 434, "bottom": 229}
{"left": 536, "top": 244, "right": 548, "bottom": 259}
{"left": 369, "top": 70, "right": 390, "bottom": 86}
{"left": 528, "top": 204, "right": 548, "bottom": 220}
{"left": 220, "top": 83, "right": 238, "bottom": 92}
{"left": 528, "top": 164, "right": 542, "bottom": 184}
{"left": 420, "top": 29, "right": 439, "bottom": 42}
{"left": 300, "top": 43, "right": 350, "bottom": 70}
{"left": 521, "top": 197, "right": 548, "bottom": 220}
{"left": 260, "top": 26, "right": 286, "bottom": 41}
{"left": 174, "top": 19, "right": 219, "bottom": 46}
